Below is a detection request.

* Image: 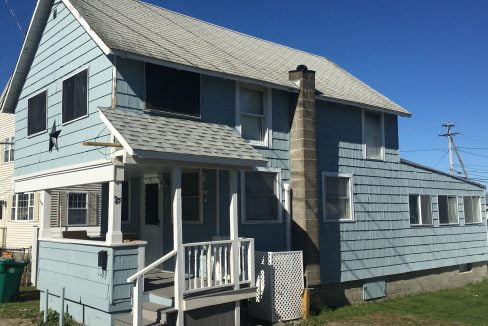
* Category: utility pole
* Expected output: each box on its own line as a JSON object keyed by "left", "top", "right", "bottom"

{"left": 439, "top": 122, "right": 469, "bottom": 179}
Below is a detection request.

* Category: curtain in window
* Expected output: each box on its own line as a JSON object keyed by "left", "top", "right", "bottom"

{"left": 420, "top": 195, "right": 432, "bottom": 224}
{"left": 364, "top": 112, "right": 382, "bottom": 159}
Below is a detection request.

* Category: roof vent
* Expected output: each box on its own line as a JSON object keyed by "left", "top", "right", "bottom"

{"left": 296, "top": 64, "right": 308, "bottom": 72}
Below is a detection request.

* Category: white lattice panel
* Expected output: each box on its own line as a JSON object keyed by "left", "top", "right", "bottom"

{"left": 250, "top": 251, "right": 303, "bottom": 322}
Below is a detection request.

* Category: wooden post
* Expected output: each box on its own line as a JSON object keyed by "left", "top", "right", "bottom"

{"left": 133, "top": 246, "right": 145, "bottom": 326}
{"left": 39, "top": 191, "right": 52, "bottom": 239}
{"left": 172, "top": 167, "right": 184, "bottom": 326}
{"left": 31, "top": 226, "right": 39, "bottom": 285}
{"left": 106, "top": 166, "right": 123, "bottom": 245}
{"left": 229, "top": 170, "right": 240, "bottom": 326}
{"left": 302, "top": 288, "right": 310, "bottom": 320}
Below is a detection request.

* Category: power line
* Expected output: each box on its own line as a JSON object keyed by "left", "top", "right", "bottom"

{"left": 3, "top": 0, "right": 23, "bottom": 35}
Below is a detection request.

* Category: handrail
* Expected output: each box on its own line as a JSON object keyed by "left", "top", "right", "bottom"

{"left": 182, "top": 239, "right": 232, "bottom": 247}
{"left": 127, "top": 249, "right": 176, "bottom": 283}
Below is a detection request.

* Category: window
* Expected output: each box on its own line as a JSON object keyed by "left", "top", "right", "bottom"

{"left": 145, "top": 63, "right": 200, "bottom": 116}
{"left": 62, "top": 69, "right": 88, "bottom": 123}
{"left": 409, "top": 195, "right": 432, "bottom": 225}
{"left": 67, "top": 193, "right": 88, "bottom": 225}
{"left": 3, "top": 137, "right": 14, "bottom": 163}
{"left": 363, "top": 111, "right": 384, "bottom": 160}
{"left": 182, "top": 171, "right": 201, "bottom": 223}
{"left": 27, "top": 91, "right": 47, "bottom": 136}
{"left": 464, "top": 196, "right": 481, "bottom": 224}
{"left": 242, "top": 171, "right": 280, "bottom": 223}
{"left": 145, "top": 183, "right": 159, "bottom": 226}
{"left": 12, "top": 193, "right": 34, "bottom": 221}
{"left": 323, "top": 173, "right": 353, "bottom": 221}
{"left": 121, "top": 181, "right": 130, "bottom": 223}
{"left": 237, "top": 83, "right": 271, "bottom": 146}
{"left": 438, "top": 195, "right": 458, "bottom": 224}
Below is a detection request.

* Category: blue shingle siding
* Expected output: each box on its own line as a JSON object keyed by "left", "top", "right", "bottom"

{"left": 317, "top": 101, "right": 487, "bottom": 284}
{"left": 14, "top": 0, "right": 113, "bottom": 177}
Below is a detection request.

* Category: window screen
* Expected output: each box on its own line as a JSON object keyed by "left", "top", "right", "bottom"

{"left": 28, "top": 91, "right": 47, "bottom": 136}
{"left": 145, "top": 63, "right": 200, "bottom": 116}
{"left": 420, "top": 195, "right": 432, "bottom": 224}
{"left": 245, "top": 172, "right": 278, "bottom": 221}
{"left": 364, "top": 112, "right": 383, "bottom": 159}
{"left": 240, "top": 87, "right": 265, "bottom": 142}
{"left": 62, "top": 70, "right": 88, "bottom": 123}
{"left": 409, "top": 194, "right": 432, "bottom": 225}
{"left": 67, "top": 193, "right": 88, "bottom": 225}
{"left": 439, "top": 195, "right": 458, "bottom": 224}
{"left": 324, "top": 176, "right": 352, "bottom": 220}
{"left": 182, "top": 172, "right": 201, "bottom": 222}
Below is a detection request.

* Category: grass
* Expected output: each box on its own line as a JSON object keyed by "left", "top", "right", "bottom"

{"left": 0, "top": 286, "right": 40, "bottom": 324}
{"left": 302, "top": 280, "right": 488, "bottom": 326}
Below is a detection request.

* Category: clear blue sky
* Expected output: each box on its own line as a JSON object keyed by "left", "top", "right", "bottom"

{"left": 1, "top": 0, "right": 487, "bottom": 186}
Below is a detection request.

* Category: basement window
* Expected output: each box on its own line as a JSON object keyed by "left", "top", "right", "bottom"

{"left": 438, "top": 195, "right": 459, "bottom": 225}
{"left": 67, "top": 193, "right": 88, "bottom": 225}
{"left": 363, "top": 111, "right": 384, "bottom": 160}
{"left": 463, "top": 196, "right": 481, "bottom": 224}
{"left": 27, "top": 91, "right": 47, "bottom": 136}
{"left": 409, "top": 194, "right": 432, "bottom": 225}
{"left": 242, "top": 170, "right": 281, "bottom": 223}
{"left": 145, "top": 63, "right": 200, "bottom": 117}
{"left": 62, "top": 69, "right": 88, "bottom": 124}
{"left": 322, "top": 173, "right": 354, "bottom": 221}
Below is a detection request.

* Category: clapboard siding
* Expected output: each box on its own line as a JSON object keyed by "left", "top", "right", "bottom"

{"left": 115, "top": 61, "right": 289, "bottom": 251}
{"left": 14, "top": 0, "right": 113, "bottom": 177}
{"left": 317, "top": 101, "right": 488, "bottom": 283}
{"left": 0, "top": 113, "right": 15, "bottom": 226}
{"left": 37, "top": 240, "right": 138, "bottom": 313}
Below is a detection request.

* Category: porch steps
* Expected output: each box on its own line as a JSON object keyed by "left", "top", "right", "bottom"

{"left": 113, "top": 301, "right": 175, "bottom": 326}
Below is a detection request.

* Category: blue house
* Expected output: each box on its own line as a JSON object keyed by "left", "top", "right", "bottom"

{"left": 1, "top": 0, "right": 486, "bottom": 325}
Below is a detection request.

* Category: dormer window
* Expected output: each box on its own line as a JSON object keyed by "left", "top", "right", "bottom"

{"left": 145, "top": 63, "right": 200, "bottom": 117}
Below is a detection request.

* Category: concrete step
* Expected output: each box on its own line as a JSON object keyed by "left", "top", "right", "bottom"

{"left": 113, "top": 312, "right": 157, "bottom": 326}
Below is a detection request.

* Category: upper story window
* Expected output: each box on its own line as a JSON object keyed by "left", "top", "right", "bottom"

{"left": 12, "top": 193, "right": 34, "bottom": 221}
{"left": 242, "top": 170, "right": 281, "bottom": 223}
{"left": 409, "top": 194, "right": 432, "bottom": 225}
{"left": 363, "top": 111, "right": 384, "bottom": 160}
{"left": 236, "top": 82, "right": 271, "bottom": 147}
{"left": 67, "top": 192, "right": 88, "bottom": 225}
{"left": 438, "top": 195, "right": 458, "bottom": 225}
{"left": 3, "top": 137, "right": 14, "bottom": 163}
{"left": 27, "top": 91, "right": 47, "bottom": 136}
{"left": 464, "top": 196, "right": 481, "bottom": 224}
{"left": 182, "top": 171, "right": 202, "bottom": 223}
{"left": 145, "top": 63, "right": 200, "bottom": 117}
{"left": 62, "top": 69, "right": 88, "bottom": 124}
{"left": 322, "top": 173, "right": 354, "bottom": 221}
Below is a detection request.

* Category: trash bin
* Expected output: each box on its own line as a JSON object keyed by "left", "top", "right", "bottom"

{"left": 0, "top": 258, "right": 28, "bottom": 303}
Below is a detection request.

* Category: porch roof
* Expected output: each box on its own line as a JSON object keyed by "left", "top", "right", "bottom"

{"left": 99, "top": 108, "right": 268, "bottom": 168}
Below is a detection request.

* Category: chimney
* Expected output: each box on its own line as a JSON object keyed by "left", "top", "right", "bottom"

{"left": 289, "top": 65, "right": 321, "bottom": 285}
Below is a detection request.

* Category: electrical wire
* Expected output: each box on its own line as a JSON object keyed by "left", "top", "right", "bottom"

{"left": 3, "top": 0, "right": 23, "bottom": 35}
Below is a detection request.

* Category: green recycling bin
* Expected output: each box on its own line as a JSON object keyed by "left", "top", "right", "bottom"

{"left": 0, "top": 258, "right": 28, "bottom": 303}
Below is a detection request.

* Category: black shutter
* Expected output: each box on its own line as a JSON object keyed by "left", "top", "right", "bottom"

{"left": 27, "top": 91, "right": 47, "bottom": 136}
{"left": 63, "top": 70, "right": 88, "bottom": 123}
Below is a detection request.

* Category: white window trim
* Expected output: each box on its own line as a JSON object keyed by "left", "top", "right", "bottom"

{"left": 409, "top": 194, "right": 433, "bottom": 226}
{"left": 12, "top": 192, "right": 35, "bottom": 222}
{"left": 122, "top": 179, "right": 131, "bottom": 225}
{"left": 463, "top": 196, "right": 482, "bottom": 225}
{"left": 241, "top": 167, "right": 282, "bottom": 224}
{"left": 438, "top": 195, "right": 460, "bottom": 225}
{"left": 361, "top": 109, "right": 386, "bottom": 161}
{"left": 235, "top": 81, "right": 272, "bottom": 148}
{"left": 27, "top": 88, "right": 49, "bottom": 138}
{"left": 3, "top": 136, "right": 14, "bottom": 164}
{"left": 66, "top": 192, "right": 89, "bottom": 226}
{"left": 182, "top": 169, "right": 204, "bottom": 224}
{"left": 61, "top": 67, "right": 90, "bottom": 126}
{"left": 322, "top": 172, "right": 355, "bottom": 222}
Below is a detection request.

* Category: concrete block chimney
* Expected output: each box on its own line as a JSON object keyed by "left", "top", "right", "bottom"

{"left": 289, "top": 65, "right": 321, "bottom": 285}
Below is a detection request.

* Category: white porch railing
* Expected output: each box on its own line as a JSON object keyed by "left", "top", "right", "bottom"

{"left": 183, "top": 238, "right": 255, "bottom": 294}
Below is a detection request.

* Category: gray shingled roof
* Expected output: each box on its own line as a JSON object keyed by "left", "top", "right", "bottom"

{"left": 99, "top": 108, "right": 268, "bottom": 167}
{"left": 70, "top": 0, "right": 410, "bottom": 116}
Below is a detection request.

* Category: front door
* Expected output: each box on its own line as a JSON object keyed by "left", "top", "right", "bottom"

{"left": 140, "top": 181, "right": 164, "bottom": 266}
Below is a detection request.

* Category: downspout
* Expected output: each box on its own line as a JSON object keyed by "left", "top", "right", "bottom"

{"left": 284, "top": 183, "right": 291, "bottom": 251}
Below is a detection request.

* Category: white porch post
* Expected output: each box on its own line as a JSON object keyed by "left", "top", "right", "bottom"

{"left": 31, "top": 226, "right": 39, "bottom": 285}
{"left": 106, "top": 165, "right": 124, "bottom": 245}
{"left": 133, "top": 246, "right": 145, "bottom": 326}
{"left": 172, "top": 167, "right": 184, "bottom": 326}
{"left": 39, "top": 191, "right": 52, "bottom": 239}
{"left": 229, "top": 169, "right": 241, "bottom": 326}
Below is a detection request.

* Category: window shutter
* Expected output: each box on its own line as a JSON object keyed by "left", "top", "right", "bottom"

{"left": 33, "top": 193, "right": 40, "bottom": 222}
{"left": 50, "top": 192, "right": 60, "bottom": 227}
{"left": 88, "top": 193, "right": 98, "bottom": 226}
{"left": 59, "top": 192, "right": 67, "bottom": 227}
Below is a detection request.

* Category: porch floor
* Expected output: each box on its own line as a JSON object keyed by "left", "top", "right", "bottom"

{"left": 144, "top": 270, "right": 175, "bottom": 299}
